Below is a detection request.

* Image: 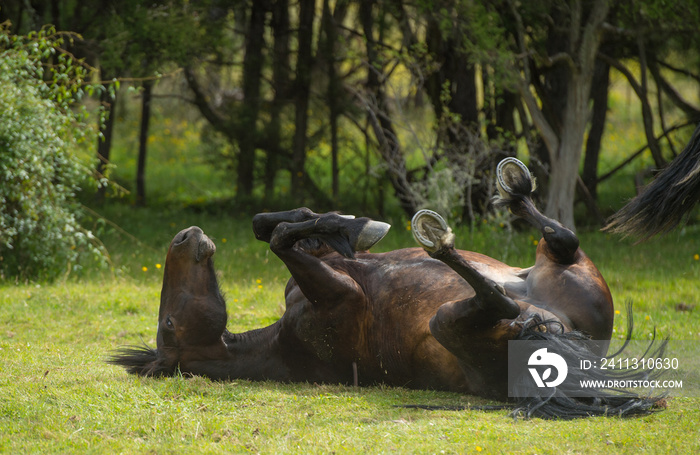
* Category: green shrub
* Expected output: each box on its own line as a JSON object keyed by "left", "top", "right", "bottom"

{"left": 0, "top": 24, "right": 108, "bottom": 281}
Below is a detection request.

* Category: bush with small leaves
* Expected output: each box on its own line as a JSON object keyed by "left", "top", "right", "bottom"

{"left": 0, "top": 24, "right": 108, "bottom": 281}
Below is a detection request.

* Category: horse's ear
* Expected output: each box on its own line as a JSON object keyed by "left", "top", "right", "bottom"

{"left": 108, "top": 345, "right": 177, "bottom": 377}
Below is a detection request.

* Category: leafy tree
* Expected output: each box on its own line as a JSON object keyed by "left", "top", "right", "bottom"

{"left": 8, "top": 0, "right": 700, "bottom": 228}
{"left": 498, "top": 0, "right": 610, "bottom": 230}
{"left": 100, "top": 1, "right": 205, "bottom": 206}
{"left": 0, "top": 23, "right": 108, "bottom": 281}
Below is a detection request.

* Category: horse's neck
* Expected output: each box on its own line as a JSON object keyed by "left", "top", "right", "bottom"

{"left": 222, "top": 321, "right": 290, "bottom": 380}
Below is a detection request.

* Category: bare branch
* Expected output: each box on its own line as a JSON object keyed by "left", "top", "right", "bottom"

{"left": 507, "top": 0, "right": 559, "bottom": 160}
{"left": 650, "top": 61, "right": 700, "bottom": 120}
{"left": 569, "top": 0, "right": 581, "bottom": 57}
{"left": 657, "top": 60, "right": 700, "bottom": 85}
{"left": 516, "top": 80, "right": 560, "bottom": 161}
{"left": 598, "top": 52, "right": 665, "bottom": 167}
{"left": 183, "top": 67, "right": 232, "bottom": 139}
{"left": 541, "top": 52, "right": 575, "bottom": 70}
{"left": 506, "top": 0, "right": 531, "bottom": 82}
{"left": 576, "top": 0, "right": 609, "bottom": 71}
{"left": 598, "top": 122, "right": 694, "bottom": 183}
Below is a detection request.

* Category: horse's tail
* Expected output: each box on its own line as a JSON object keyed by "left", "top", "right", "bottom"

{"left": 604, "top": 123, "right": 700, "bottom": 240}
{"left": 511, "top": 302, "right": 668, "bottom": 419}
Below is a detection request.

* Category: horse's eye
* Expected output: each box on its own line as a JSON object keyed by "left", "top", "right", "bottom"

{"left": 166, "top": 316, "right": 174, "bottom": 329}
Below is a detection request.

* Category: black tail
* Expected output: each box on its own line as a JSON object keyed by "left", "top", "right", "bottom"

{"left": 604, "top": 123, "right": 700, "bottom": 240}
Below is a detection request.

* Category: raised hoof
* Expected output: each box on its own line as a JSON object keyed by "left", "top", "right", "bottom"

{"left": 496, "top": 157, "right": 535, "bottom": 200}
{"left": 411, "top": 210, "right": 455, "bottom": 253}
{"left": 352, "top": 220, "right": 391, "bottom": 251}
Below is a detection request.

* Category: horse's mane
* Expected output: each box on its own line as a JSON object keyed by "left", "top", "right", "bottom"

{"left": 400, "top": 302, "right": 669, "bottom": 420}
{"left": 108, "top": 343, "right": 177, "bottom": 377}
{"left": 510, "top": 302, "right": 668, "bottom": 419}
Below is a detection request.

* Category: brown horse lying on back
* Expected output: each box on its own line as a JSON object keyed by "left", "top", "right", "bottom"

{"left": 111, "top": 159, "right": 663, "bottom": 419}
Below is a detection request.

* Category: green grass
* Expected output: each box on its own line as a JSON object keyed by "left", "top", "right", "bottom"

{"left": 4, "top": 80, "right": 700, "bottom": 452}
{"left": 2, "top": 205, "right": 700, "bottom": 453}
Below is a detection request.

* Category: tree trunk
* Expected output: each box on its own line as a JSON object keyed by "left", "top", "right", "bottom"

{"left": 583, "top": 57, "right": 610, "bottom": 201}
{"left": 264, "top": 0, "right": 290, "bottom": 203}
{"left": 321, "top": 0, "right": 346, "bottom": 202}
{"left": 291, "top": 0, "right": 315, "bottom": 199}
{"left": 514, "top": 0, "right": 609, "bottom": 230}
{"left": 136, "top": 79, "right": 153, "bottom": 207}
{"left": 522, "top": 6, "right": 569, "bottom": 201}
{"left": 238, "top": 0, "right": 267, "bottom": 200}
{"left": 447, "top": 60, "right": 478, "bottom": 128}
{"left": 359, "top": 0, "right": 416, "bottom": 218}
{"left": 423, "top": 10, "right": 478, "bottom": 127}
{"left": 546, "top": 67, "right": 602, "bottom": 229}
{"left": 494, "top": 89, "right": 518, "bottom": 144}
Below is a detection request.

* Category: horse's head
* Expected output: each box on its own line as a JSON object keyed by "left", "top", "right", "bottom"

{"left": 110, "top": 226, "right": 229, "bottom": 377}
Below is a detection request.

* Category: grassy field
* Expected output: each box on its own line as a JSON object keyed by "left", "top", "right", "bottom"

{"left": 2, "top": 202, "right": 700, "bottom": 453}
{"left": 3, "top": 84, "right": 700, "bottom": 453}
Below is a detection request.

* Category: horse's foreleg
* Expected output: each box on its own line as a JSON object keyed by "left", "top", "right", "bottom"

{"left": 268, "top": 212, "right": 389, "bottom": 307}
{"left": 269, "top": 213, "right": 390, "bottom": 257}
{"left": 252, "top": 207, "right": 318, "bottom": 243}
{"left": 273, "top": 239, "right": 361, "bottom": 307}
{"left": 431, "top": 249, "right": 520, "bottom": 321}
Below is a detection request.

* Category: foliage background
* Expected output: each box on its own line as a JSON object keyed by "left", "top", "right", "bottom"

{"left": 0, "top": 25, "right": 107, "bottom": 281}
{"left": 1, "top": 1, "right": 700, "bottom": 452}
{"left": 4, "top": 0, "right": 700, "bottom": 235}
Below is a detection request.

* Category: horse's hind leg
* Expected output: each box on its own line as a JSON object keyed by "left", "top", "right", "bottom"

{"left": 412, "top": 211, "right": 517, "bottom": 398}
{"left": 494, "top": 158, "right": 579, "bottom": 264}
{"left": 411, "top": 210, "right": 519, "bottom": 321}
